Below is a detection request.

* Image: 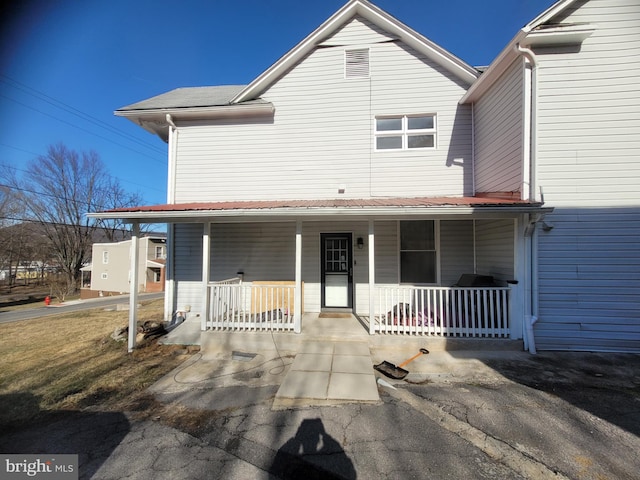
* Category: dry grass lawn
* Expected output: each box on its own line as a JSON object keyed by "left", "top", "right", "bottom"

{"left": 0, "top": 299, "right": 193, "bottom": 430}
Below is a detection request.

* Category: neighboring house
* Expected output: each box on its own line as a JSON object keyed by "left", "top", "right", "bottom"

{"left": 81, "top": 236, "right": 166, "bottom": 298}
{"left": 94, "top": 0, "right": 640, "bottom": 353}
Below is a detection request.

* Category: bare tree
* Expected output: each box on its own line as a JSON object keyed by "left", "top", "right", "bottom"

{"left": 97, "top": 176, "right": 145, "bottom": 242}
{"left": 0, "top": 185, "right": 26, "bottom": 290}
{"left": 3, "top": 144, "right": 143, "bottom": 296}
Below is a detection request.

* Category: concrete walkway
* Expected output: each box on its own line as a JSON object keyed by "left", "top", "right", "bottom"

{"left": 273, "top": 340, "right": 379, "bottom": 408}
{"left": 156, "top": 312, "right": 521, "bottom": 408}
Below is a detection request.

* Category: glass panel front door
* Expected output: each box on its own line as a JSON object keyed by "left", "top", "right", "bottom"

{"left": 321, "top": 233, "right": 353, "bottom": 308}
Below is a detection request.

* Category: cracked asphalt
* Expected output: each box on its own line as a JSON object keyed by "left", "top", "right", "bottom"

{"left": 1, "top": 351, "right": 639, "bottom": 479}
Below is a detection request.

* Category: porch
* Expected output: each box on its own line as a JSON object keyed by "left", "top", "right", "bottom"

{"left": 90, "top": 197, "right": 550, "bottom": 351}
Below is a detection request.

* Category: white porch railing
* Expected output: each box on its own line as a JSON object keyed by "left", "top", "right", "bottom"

{"left": 207, "top": 280, "right": 296, "bottom": 331}
{"left": 374, "top": 286, "right": 510, "bottom": 337}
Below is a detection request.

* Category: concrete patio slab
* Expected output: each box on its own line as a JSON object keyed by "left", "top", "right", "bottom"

{"left": 328, "top": 372, "right": 378, "bottom": 401}
{"left": 291, "top": 353, "right": 333, "bottom": 372}
{"left": 276, "top": 370, "right": 330, "bottom": 399}
{"left": 332, "top": 354, "right": 374, "bottom": 374}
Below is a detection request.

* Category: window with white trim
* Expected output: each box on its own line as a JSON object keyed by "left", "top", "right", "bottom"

{"left": 155, "top": 246, "right": 165, "bottom": 259}
{"left": 375, "top": 115, "right": 436, "bottom": 150}
{"left": 101, "top": 272, "right": 108, "bottom": 280}
{"left": 102, "top": 251, "right": 109, "bottom": 264}
{"left": 400, "top": 220, "right": 437, "bottom": 284}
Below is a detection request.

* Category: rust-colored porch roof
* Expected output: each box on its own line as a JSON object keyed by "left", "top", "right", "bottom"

{"left": 91, "top": 195, "right": 549, "bottom": 223}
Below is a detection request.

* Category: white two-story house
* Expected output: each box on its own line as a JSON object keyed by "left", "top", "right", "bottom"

{"left": 95, "top": 0, "right": 640, "bottom": 353}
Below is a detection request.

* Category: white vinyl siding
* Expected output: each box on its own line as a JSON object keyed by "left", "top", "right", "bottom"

{"left": 475, "top": 219, "right": 515, "bottom": 280}
{"left": 173, "top": 224, "right": 205, "bottom": 315}
{"left": 473, "top": 58, "right": 524, "bottom": 194}
{"left": 210, "top": 223, "right": 296, "bottom": 281}
{"left": 172, "top": 15, "right": 472, "bottom": 203}
{"left": 440, "top": 220, "right": 475, "bottom": 286}
{"left": 533, "top": 0, "right": 640, "bottom": 352}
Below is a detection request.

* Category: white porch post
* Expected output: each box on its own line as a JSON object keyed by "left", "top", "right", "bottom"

{"left": 128, "top": 222, "right": 140, "bottom": 353}
{"left": 201, "top": 222, "right": 211, "bottom": 331}
{"left": 294, "top": 220, "right": 302, "bottom": 333}
{"left": 368, "top": 219, "right": 375, "bottom": 335}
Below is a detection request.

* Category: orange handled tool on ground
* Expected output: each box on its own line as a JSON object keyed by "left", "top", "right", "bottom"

{"left": 374, "top": 348, "right": 429, "bottom": 380}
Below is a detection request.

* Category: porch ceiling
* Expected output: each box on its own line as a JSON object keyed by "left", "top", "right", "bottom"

{"left": 89, "top": 196, "right": 551, "bottom": 224}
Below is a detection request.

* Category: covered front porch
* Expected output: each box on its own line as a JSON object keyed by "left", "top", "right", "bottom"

{"left": 91, "top": 197, "right": 549, "bottom": 351}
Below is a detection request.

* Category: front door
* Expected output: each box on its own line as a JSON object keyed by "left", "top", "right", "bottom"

{"left": 321, "top": 233, "right": 353, "bottom": 309}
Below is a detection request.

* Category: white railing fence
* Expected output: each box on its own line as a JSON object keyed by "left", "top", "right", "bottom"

{"left": 207, "top": 281, "right": 296, "bottom": 331}
{"left": 374, "top": 286, "right": 510, "bottom": 337}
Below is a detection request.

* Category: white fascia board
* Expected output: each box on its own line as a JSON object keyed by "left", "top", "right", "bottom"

{"left": 114, "top": 102, "right": 274, "bottom": 121}
{"left": 232, "top": 0, "right": 478, "bottom": 104}
{"left": 460, "top": 31, "right": 526, "bottom": 105}
{"left": 88, "top": 205, "right": 552, "bottom": 224}
{"left": 524, "top": 24, "right": 596, "bottom": 48}
{"left": 114, "top": 103, "right": 275, "bottom": 140}
{"left": 523, "top": 0, "right": 580, "bottom": 33}
{"left": 460, "top": 0, "right": 583, "bottom": 105}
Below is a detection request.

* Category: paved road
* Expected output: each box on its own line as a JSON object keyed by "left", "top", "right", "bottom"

{"left": 0, "top": 292, "right": 164, "bottom": 324}
{"left": 2, "top": 350, "right": 639, "bottom": 480}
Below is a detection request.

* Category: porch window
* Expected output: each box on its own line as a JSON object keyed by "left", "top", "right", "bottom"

{"left": 375, "top": 115, "right": 436, "bottom": 150}
{"left": 400, "top": 220, "right": 436, "bottom": 284}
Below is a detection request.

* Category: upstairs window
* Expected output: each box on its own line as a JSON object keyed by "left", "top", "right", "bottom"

{"left": 102, "top": 251, "right": 109, "bottom": 264}
{"left": 155, "top": 246, "right": 165, "bottom": 259}
{"left": 375, "top": 115, "right": 436, "bottom": 150}
{"left": 345, "top": 48, "right": 369, "bottom": 78}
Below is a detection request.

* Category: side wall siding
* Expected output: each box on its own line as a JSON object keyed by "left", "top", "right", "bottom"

{"left": 535, "top": 0, "right": 640, "bottom": 351}
{"left": 173, "top": 223, "right": 204, "bottom": 315}
{"left": 475, "top": 219, "right": 515, "bottom": 280}
{"left": 473, "top": 59, "right": 524, "bottom": 194}
{"left": 440, "top": 220, "right": 475, "bottom": 285}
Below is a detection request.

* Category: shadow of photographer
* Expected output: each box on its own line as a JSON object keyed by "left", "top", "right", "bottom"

{"left": 270, "top": 417, "right": 356, "bottom": 479}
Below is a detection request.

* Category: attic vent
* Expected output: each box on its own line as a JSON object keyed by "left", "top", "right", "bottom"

{"left": 345, "top": 48, "right": 369, "bottom": 78}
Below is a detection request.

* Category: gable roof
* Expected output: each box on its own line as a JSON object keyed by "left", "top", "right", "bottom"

{"left": 460, "top": 0, "right": 595, "bottom": 104}
{"left": 231, "top": 0, "right": 479, "bottom": 104}
{"left": 114, "top": 85, "right": 274, "bottom": 141}
{"left": 117, "top": 85, "right": 249, "bottom": 112}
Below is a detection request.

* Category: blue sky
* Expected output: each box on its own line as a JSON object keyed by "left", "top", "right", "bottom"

{"left": 0, "top": 0, "right": 554, "bottom": 207}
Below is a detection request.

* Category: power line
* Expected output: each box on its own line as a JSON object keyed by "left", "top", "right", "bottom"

{"left": 1, "top": 182, "right": 139, "bottom": 213}
{"left": 0, "top": 74, "right": 166, "bottom": 156}
{"left": 0, "top": 155, "right": 165, "bottom": 195}
{"left": 0, "top": 93, "right": 167, "bottom": 165}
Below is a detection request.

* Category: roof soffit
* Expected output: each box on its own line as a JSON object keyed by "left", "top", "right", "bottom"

{"left": 231, "top": 0, "right": 479, "bottom": 104}
{"left": 460, "top": 0, "right": 591, "bottom": 104}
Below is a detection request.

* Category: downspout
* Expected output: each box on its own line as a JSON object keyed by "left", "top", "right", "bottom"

{"left": 166, "top": 114, "right": 178, "bottom": 204}
{"left": 515, "top": 44, "right": 538, "bottom": 203}
{"left": 471, "top": 102, "right": 476, "bottom": 195}
{"left": 516, "top": 44, "right": 539, "bottom": 354}
{"left": 164, "top": 114, "right": 178, "bottom": 323}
